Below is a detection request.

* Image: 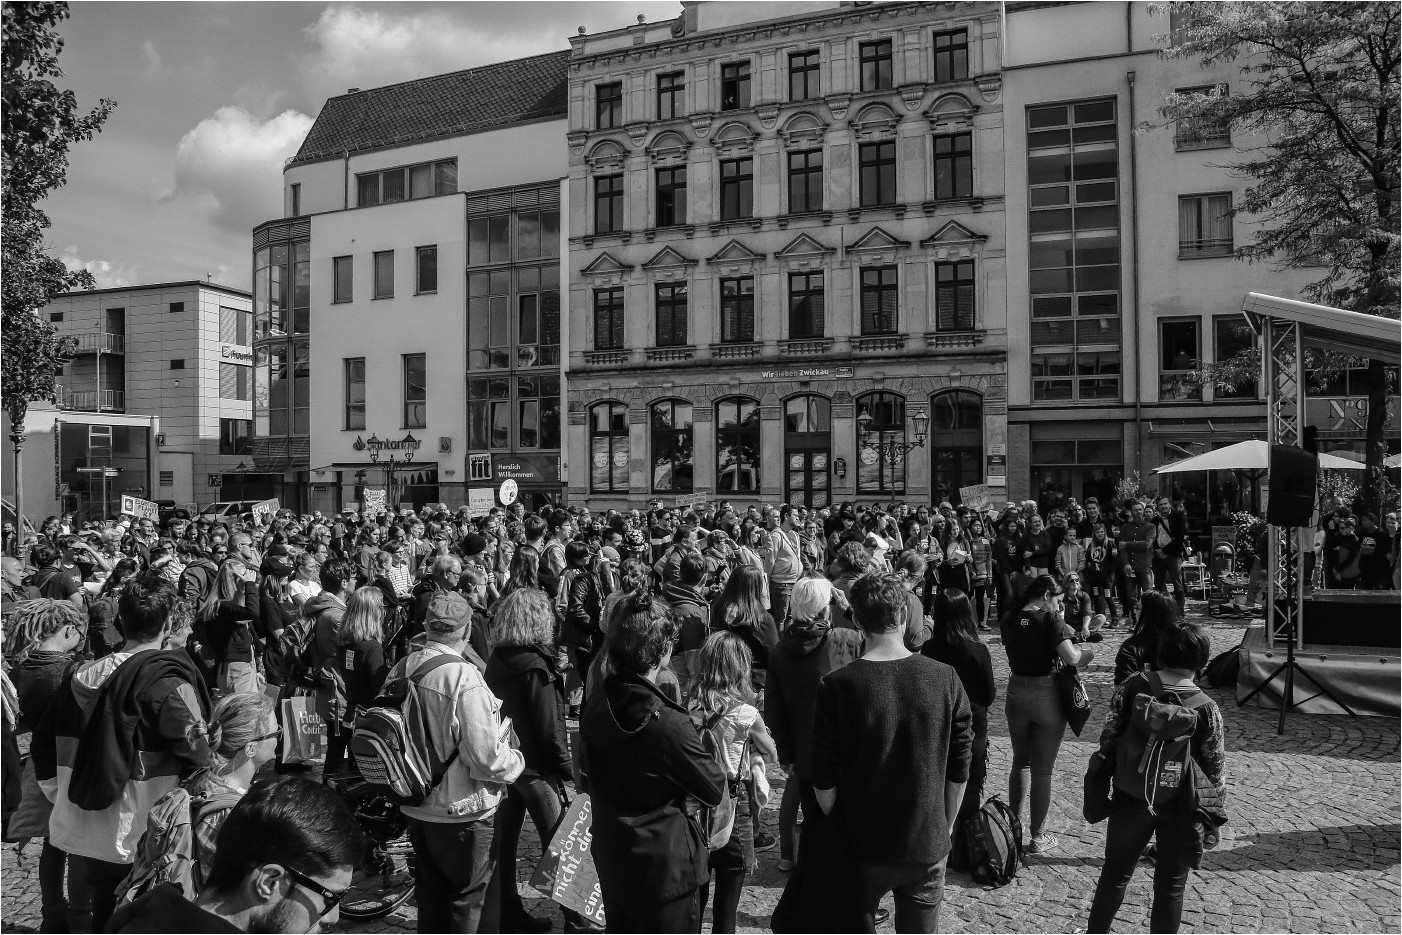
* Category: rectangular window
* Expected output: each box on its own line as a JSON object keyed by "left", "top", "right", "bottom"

{"left": 1178, "top": 193, "right": 1232, "bottom": 256}
{"left": 860, "top": 39, "right": 893, "bottom": 91}
{"left": 596, "top": 81, "right": 622, "bottom": 129}
{"left": 467, "top": 270, "right": 512, "bottom": 369}
{"left": 332, "top": 256, "right": 352, "bottom": 303}
{"left": 49, "top": 312, "right": 62, "bottom": 322}
{"left": 356, "top": 159, "right": 457, "bottom": 206}
{"left": 594, "top": 288, "right": 625, "bottom": 350}
{"left": 159, "top": 471, "right": 174, "bottom": 487}
{"left": 934, "top": 29, "right": 969, "bottom": 82}
{"left": 170, "top": 359, "right": 185, "bottom": 370}
{"left": 289, "top": 183, "right": 300, "bottom": 216}
{"left": 655, "top": 284, "right": 688, "bottom": 347}
{"left": 344, "top": 358, "right": 365, "bottom": 430}
{"left": 935, "top": 261, "right": 976, "bottom": 331}
{"left": 788, "top": 149, "right": 823, "bottom": 213}
{"left": 219, "top": 363, "right": 251, "bottom": 401}
{"left": 403, "top": 353, "right": 426, "bottom": 428}
{"left": 516, "top": 375, "right": 561, "bottom": 450}
{"left": 658, "top": 71, "right": 684, "bottom": 119}
{"left": 373, "top": 250, "right": 394, "bottom": 299}
{"left": 219, "top": 306, "right": 250, "bottom": 345}
{"left": 721, "top": 61, "right": 750, "bottom": 111}
{"left": 1174, "top": 85, "right": 1231, "bottom": 149}
{"left": 1029, "top": 98, "right": 1122, "bottom": 402}
{"left": 416, "top": 245, "right": 437, "bottom": 293}
{"left": 168, "top": 302, "right": 184, "bottom": 315}
{"left": 467, "top": 377, "right": 510, "bottom": 450}
{"left": 656, "top": 166, "right": 687, "bottom": 227}
{"left": 219, "top": 418, "right": 252, "bottom": 456}
{"left": 720, "top": 157, "right": 754, "bottom": 220}
{"left": 789, "top": 272, "right": 825, "bottom": 339}
{"left": 859, "top": 141, "right": 896, "bottom": 206}
{"left": 595, "top": 175, "right": 623, "bottom": 234}
{"left": 789, "top": 50, "right": 820, "bottom": 101}
{"left": 1214, "top": 315, "right": 1258, "bottom": 399}
{"left": 468, "top": 215, "right": 512, "bottom": 265}
{"left": 1159, "top": 319, "right": 1201, "bottom": 400}
{"left": 720, "top": 277, "right": 755, "bottom": 344}
{"left": 933, "top": 133, "right": 972, "bottom": 200}
{"left": 860, "top": 266, "right": 898, "bottom": 335}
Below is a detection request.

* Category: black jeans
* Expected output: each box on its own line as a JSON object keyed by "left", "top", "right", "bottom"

{"left": 83, "top": 855, "right": 130, "bottom": 934}
{"left": 701, "top": 780, "right": 754, "bottom": 934}
{"left": 1087, "top": 796, "right": 1196, "bottom": 933}
{"left": 602, "top": 889, "right": 701, "bottom": 933}
{"left": 860, "top": 859, "right": 947, "bottom": 934}
{"left": 40, "top": 840, "right": 89, "bottom": 932}
{"left": 488, "top": 775, "right": 584, "bottom": 928}
{"left": 408, "top": 816, "right": 496, "bottom": 933}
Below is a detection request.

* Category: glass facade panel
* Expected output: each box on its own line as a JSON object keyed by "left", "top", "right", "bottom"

{"left": 716, "top": 397, "right": 760, "bottom": 492}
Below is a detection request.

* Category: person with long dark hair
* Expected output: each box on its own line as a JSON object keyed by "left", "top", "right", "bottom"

{"left": 993, "top": 513, "right": 1024, "bottom": 618}
{"left": 88, "top": 557, "right": 140, "bottom": 657}
{"left": 1114, "top": 590, "right": 1181, "bottom": 686}
{"left": 709, "top": 564, "right": 779, "bottom": 683}
{"left": 999, "top": 573, "right": 1093, "bottom": 854}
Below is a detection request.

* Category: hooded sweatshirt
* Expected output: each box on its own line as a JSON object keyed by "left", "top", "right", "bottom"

{"left": 303, "top": 590, "right": 347, "bottom": 670}
{"left": 580, "top": 670, "right": 726, "bottom": 907}
{"left": 483, "top": 644, "right": 572, "bottom": 781}
{"left": 765, "top": 622, "right": 863, "bottom": 780}
{"left": 39, "top": 649, "right": 208, "bottom": 864}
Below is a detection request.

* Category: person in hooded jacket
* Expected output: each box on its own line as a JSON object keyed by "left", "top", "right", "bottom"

{"left": 765, "top": 577, "right": 863, "bottom": 872}
{"left": 663, "top": 553, "right": 712, "bottom": 696}
{"left": 579, "top": 591, "right": 726, "bottom": 933}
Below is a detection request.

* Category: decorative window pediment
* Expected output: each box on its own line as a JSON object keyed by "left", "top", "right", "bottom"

{"left": 919, "top": 221, "right": 987, "bottom": 260}
{"left": 708, "top": 239, "right": 763, "bottom": 275}
{"left": 849, "top": 102, "right": 900, "bottom": 142}
{"left": 926, "top": 93, "right": 979, "bottom": 132}
{"left": 780, "top": 111, "right": 828, "bottom": 148}
{"left": 647, "top": 129, "right": 692, "bottom": 165}
{"left": 587, "top": 139, "right": 629, "bottom": 171}
{"left": 845, "top": 225, "right": 910, "bottom": 260}
{"left": 775, "top": 232, "right": 834, "bottom": 271}
{"left": 713, "top": 120, "right": 756, "bottom": 157}
{"left": 581, "top": 251, "right": 635, "bottom": 285}
{"left": 642, "top": 245, "right": 696, "bottom": 281}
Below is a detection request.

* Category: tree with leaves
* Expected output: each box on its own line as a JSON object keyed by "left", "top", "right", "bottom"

{"left": 2, "top": 2, "right": 114, "bottom": 542}
{"left": 1155, "top": 1, "right": 1399, "bottom": 511}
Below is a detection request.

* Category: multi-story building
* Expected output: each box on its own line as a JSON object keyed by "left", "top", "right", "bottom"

{"left": 564, "top": 0, "right": 1010, "bottom": 511}
{"left": 32, "top": 281, "right": 254, "bottom": 513}
{"left": 257, "top": 52, "right": 570, "bottom": 514}
{"left": 1003, "top": 2, "right": 1395, "bottom": 528}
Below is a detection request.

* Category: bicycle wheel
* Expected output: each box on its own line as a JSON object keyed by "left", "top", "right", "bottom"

{"left": 339, "top": 838, "right": 415, "bottom": 920}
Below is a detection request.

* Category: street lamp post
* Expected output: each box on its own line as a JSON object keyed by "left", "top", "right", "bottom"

{"left": 856, "top": 407, "right": 930, "bottom": 466}
{"left": 235, "top": 461, "right": 248, "bottom": 502}
{"left": 367, "top": 435, "right": 415, "bottom": 510}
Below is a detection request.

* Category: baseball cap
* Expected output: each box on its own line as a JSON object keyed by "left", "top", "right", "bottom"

{"left": 600, "top": 545, "right": 621, "bottom": 564}
{"left": 424, "top": 591, "right": 471, "bottom": 632}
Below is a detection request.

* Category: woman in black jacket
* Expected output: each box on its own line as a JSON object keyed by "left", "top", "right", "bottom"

{"left": 194, "top": 558, "right": 263, "bottom": 694}
{"left": 484, "top": 587, "right": 578, "bottom": 933}
{"left": 580, "top": 591, "right": 726, "bottom": 933}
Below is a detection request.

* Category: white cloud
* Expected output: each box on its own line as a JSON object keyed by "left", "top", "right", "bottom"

{"left": 163, "top": 106, "right": 313, "bottom": 237}
{"left": 141, "top": 39, "right": 162, "bottom": 78}
{"left": 60, "top": 246, "right": 138, "bottom": 290}
{"left": 300, "top": 6, "right": 557, "bottom": 102}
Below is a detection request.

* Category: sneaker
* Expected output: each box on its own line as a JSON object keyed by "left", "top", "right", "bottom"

{"left": 754, "top": 830, "right": 778, "bottom": 851}
{"left": 874, "top": 907, "right": 891, "bottom": 926}
{"left": 1087, "top": 631, "right": 1104, "bottom": 643}
{"left": 778, "top": 857, "right": 796, "bottom": 872}
{"left": 1026, "top": 832, "right": 1059, "bottom": 855}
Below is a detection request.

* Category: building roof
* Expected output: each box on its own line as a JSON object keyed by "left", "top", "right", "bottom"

{"left": 54, "top": 280, "right": 250, "bottom": 300}
{"left": 289, "top": 50, "right": 570, "bottom": 166}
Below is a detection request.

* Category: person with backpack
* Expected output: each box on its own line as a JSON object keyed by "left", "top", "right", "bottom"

{"left": 392, "top": 590, "right": 525, "bottom": 933}
{"left": 558, "top": 541, "right": 604, "bottom": 711}
{"left": 87, "top": 558, "right": 140, "bottom": 659}
{"left": 30, "top": 542, "right": 85, "bottom": 609}
{"left": 1087, "top": 622, "right": 1225, "bottom": 934}
{"left": 662, "top": 553, "right": 713, "bottom": 696}
{"left": 1114, "top": 591, "right": 1180, "bottom": 686}
{"left": 690, "top": 632, "right": 779, "bottom": 934}
{"left": 117, "top": 692, "right": 279, "bottom": 907}
{"left": 108, "top": 776, "right": 363, "bottom": 934}
{"left": 321, "top": 588, "right": 389, "bottom": 773}
{"left": 1000, "top": 574, "right": 1093, "bottom": 856}
{"left": 579, "top": 590, "right": 726, "bottom": 933}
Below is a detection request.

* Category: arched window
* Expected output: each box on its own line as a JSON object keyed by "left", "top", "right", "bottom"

{"left": 784, "top": 395, "right": 831, "bottom": 508}
{"left": 650, "top": 400, "right": 693, "bottom": 493}
{"left": 716, "top": 397, "right": 760, "bottom": 493}
{"left": 855, "top": 391, "right": 906, "bottom": 494}
{"left": 930, "top": 390, "right": 983, "bottom": 506}
{"left": 589, "top": 402, "right": 630, "bottom": 493}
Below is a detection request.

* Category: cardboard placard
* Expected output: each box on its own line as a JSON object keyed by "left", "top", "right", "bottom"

{"left": 251, "top": 498, "right": 280, "bottom": 520}
{"left": 958, "top": 484, "right": 993, "bottom": 511}
{"left": 1211, "top": 525, "right": 1238, "bottom": 558}
{"left": 362, "top": 489, "right": 387, "bottom": 516}
{"left": 119, "top": 495, "right": 159, "bottom": 521}
{"left": 529, "top": 794, "right": 605, "bottom": 926}
{"left": 467, "top": 488, "right": 494, "bottom": 517}
{"left": 675, "top": 493, "right": 708, "bottom": 510}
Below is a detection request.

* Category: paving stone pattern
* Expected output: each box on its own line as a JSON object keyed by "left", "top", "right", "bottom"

{"left": 3, "top": 604, "right": 1398, "bottom": 933}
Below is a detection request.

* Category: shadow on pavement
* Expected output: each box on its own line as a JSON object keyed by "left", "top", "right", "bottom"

{"left": 1208, "top": 822, "right": 1402, "bottom": 873}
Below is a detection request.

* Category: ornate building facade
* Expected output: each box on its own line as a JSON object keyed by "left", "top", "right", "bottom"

{"left": 564, "top": 1, "right": 1010, "bottom": 510}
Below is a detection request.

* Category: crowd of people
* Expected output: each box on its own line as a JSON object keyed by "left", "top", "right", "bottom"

{"left": 0, "top": 488, "right": 1381, "bottom": 933}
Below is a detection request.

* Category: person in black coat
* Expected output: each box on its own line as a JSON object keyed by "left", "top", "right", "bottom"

{"left": 580, "top": 591, "right": 725, "bottom": 933}
{"left": 483, "top": 587, "right": 579, "bottom": 933}
{"left": 1151, "top": 497, "right": 1191, "bottom": 611}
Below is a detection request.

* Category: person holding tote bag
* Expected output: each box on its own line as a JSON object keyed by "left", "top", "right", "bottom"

{"left": 999, "top": 574, "right": 1093, "bottom": 855}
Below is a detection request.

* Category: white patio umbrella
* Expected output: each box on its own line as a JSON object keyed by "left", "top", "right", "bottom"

{"left": 1153, "top": 439, "right": 1365, "bottom": 473}
{"left": 1386, "top": 452, "right": 1401, "bottom": 470}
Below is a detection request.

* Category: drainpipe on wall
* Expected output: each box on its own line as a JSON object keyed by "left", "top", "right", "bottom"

{"left": 1126, "top": 69, "right": 1144, "bottom": 479}
{"left": 343, "top": 151, "right": 350, "bottom": 210}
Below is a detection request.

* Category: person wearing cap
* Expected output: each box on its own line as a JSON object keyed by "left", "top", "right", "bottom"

{"left": 999, "top": 573, "right": 1093, "bottom": 855}
{"left": 393, "top": 589, "right": 525, "bottom": 932}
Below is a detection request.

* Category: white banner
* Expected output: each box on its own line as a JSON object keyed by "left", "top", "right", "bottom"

{"left": 362, "top": 489, "right": 387, "bottom": 515}
{"left": 119, "top": 495, "right": 159, "bottom": 521}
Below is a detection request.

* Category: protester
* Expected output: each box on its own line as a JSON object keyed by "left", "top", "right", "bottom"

{"left": 1114, "top": 590, "right": 1181, "bottom": 686}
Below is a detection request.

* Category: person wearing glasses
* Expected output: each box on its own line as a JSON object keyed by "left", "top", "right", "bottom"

{"left": 109, "top": 776, "right": 362, "bottom": 933}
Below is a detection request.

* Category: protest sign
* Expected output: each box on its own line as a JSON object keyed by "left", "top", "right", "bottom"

{"left": 251, "top": 498, "right": 279, "bottom": 521}
{"left": 958, "top": 484, "right": 993, "bottom": 511}
{"left": 119, "top": 495, "right": 158, "bottom": 521}
{"left": 362, "top": 489, "right": 387, "bottom": 515}
{"left": 529, "top": 794, "right": 605, "bottom": 926}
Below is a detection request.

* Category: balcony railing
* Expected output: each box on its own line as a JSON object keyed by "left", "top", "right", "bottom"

{"left": 583, "top": 349, "right": 630, "bottom": 367}
{"left": 60, "top": 389, "right": 125, "bottom": 412}
{"left": 779, "top": 337, "right": 833, "bottom": 357}
{"left": 924, "top": 330, "right": 986, "bottom": 349}
{"left": 1174, "top": 124, "right": 1231, "bottom": 151}
{"left": 852, "top": 334, "right": 908, "bottom": 353}
{"left": 645, "top": 345, "right": 695, "bottom": 363}
{"left": 72, "top": 332, "right": 125, "bottom": 354}
{"left": 711, "top": 342, "right": 761, "bottom": 360}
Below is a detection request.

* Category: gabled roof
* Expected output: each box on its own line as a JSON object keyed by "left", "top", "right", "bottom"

{"left": 642, "top": 246, "right": 696, "bottom": 269}
{"left": 775, "top": 233, "right": 835, "bottom": 257}
{"left": 290, "top": 50, "right": 569, "bottom": 166}
{"left": 920, "top": 221, "right": 987, "bottom": 246}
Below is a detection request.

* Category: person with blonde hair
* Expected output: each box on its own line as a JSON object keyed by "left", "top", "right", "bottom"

{"left": 195, "top": 558, "right": 261, "bottom": 695}
{"left": 323, "top": 587, "right": 388, "bottom": 773}
{"left": 483, "top": 587, "right": 576, "bottom": 932}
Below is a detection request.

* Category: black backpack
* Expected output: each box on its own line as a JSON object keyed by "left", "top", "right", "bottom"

{"left": 959, "top": 797, "right": 1023, "bottom": 887}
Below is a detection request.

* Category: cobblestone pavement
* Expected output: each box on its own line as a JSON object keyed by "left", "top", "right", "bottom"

{"left": 4, "top": 602, "right": 1398, "bottom": 933}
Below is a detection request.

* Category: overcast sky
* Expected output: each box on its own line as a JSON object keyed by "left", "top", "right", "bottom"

{"left": 48, "top": 1, "right": 682, "bottom": 293}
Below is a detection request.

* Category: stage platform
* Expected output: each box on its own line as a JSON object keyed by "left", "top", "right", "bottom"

{"left": 1236, "top": 622, "right": 1401, "bottom": 717}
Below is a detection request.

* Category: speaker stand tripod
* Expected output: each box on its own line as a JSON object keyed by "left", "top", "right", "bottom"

{"left": 1237, "top": 528, "right": 1357, "bottom": 734}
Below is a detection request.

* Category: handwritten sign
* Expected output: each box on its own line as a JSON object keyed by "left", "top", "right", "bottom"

{"left": 675, "top": 493, "right": 708, "bottom": 510}
{"left": 958, "top": 484, "right": 993, "bottom": 511}
{"left": 119, "top": 495, "right": 159, "bottom": 521}
{"left": 530, "top": 794, "right": 605, "bottom": 926}
{"left": 362, "top": 489, "right": 387, "bottom": 516}
{"left": 466, "top": 488, "right": 494, "bottom": 518}
{"left": 1211, "top": 525, "right": 1238, "bottom": 560}
{"left": 251, "top": 498, "right": 280, "bottom": 521}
